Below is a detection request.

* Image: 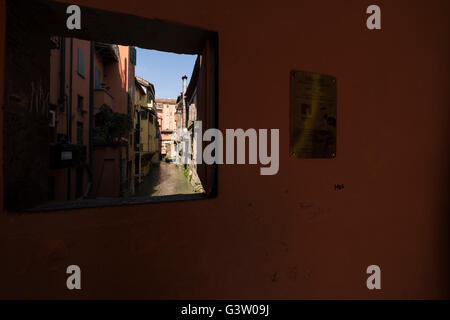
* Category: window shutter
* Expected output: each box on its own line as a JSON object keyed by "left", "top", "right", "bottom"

{"left": 77, "top": 48, "right": 85, "bottom": 77}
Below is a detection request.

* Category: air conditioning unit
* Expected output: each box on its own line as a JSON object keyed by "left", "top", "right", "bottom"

{"left": 49, "top": 110, "right": 56, "bottom": 127}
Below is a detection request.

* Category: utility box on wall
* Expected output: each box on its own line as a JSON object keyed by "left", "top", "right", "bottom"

{"left": 49, "top": 143, "right": 87, "bottom": 169}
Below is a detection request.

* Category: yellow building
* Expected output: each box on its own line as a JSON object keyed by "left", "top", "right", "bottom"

{"left": 134, "top": 76, "right": 160, "bottom": 183}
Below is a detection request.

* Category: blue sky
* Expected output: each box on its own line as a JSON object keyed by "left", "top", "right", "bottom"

{"left": 135, "top": 48, "right": 197, "bottom": 99}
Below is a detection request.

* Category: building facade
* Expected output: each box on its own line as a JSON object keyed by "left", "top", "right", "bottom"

{"left": 155, "top": 98, "right": 177, "bottom": 160}
{"left": 134, "top": 76, "right": 160, "bottom": 183}
{"left": 180, "top": 58, "right": 204, "bottom": 192}
{"left": 92, "top": 43, "right": 136, "bottom": 197}
{"left": 49, "top": 37, "right": 92, "bottom": 201}
{"left": 49, "top": 37, "right": 136, "bottom": 200}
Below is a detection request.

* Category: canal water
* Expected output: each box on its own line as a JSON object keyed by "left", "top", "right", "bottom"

{"left": 135, "top": 161, "right": 197, "bottom": 197}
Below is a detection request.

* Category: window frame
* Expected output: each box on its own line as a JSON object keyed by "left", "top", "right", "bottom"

{"left": 3, "top": 0, "right": 219, "bottom": 212}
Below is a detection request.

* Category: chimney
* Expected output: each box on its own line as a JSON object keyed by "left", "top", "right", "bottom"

{"left": 182, "top": 75, "right": 187, "bottom": 95}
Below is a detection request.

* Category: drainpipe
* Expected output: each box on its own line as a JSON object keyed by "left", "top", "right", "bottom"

{"left": 69, "top": 38, "right": 73, "bottom": 143}
{"left": 67, "top": 38, "right": 73, "bottom": 200}
{"left": 83, "top": 41, "right": 95, "bottom": 198}
{"left": 182, "top": 75, "right": 188, "bottom": 129}
{"left": 139, "top": 151, "right": 142, "bottom": 184}
{"left": 59, "top": 37, "right": 66, "bottom": 116}
{"left": 59, "top": 37, "right": 70, "bottom": 200}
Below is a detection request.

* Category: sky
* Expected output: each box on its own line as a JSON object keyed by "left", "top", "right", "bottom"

{"left": 135, "top": 48, "right": 197, "bottom": 100}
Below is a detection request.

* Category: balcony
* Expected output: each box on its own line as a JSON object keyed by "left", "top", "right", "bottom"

{"left": 94, "top": 88, "right": 114, "bottom": 109}
{"left": 95, "top": 43, "right": 119, "bottom": 62}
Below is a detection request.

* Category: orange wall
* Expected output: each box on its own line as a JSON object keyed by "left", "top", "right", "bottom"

{"left": 70, "top": 39, "right": 90, "bottom": 147}
{"left": 0, "top": 0, "right": 449, "bottom": 299}
{"left": 48, "top": 38, "right": 91, "bottom": 202}
{"left": 92, "top": 146, "right": 121, "bottom": 198}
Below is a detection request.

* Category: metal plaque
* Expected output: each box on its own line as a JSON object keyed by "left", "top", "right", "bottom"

{"left": 290, "top": 70, "right": 337, "bottom": 158}
{"left": 61, "top": 151, "right": 73, "bottom": 161}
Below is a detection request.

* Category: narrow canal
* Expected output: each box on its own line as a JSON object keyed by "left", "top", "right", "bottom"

{"left": 135, "top": 161, "right": 197, "bottom": 197}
